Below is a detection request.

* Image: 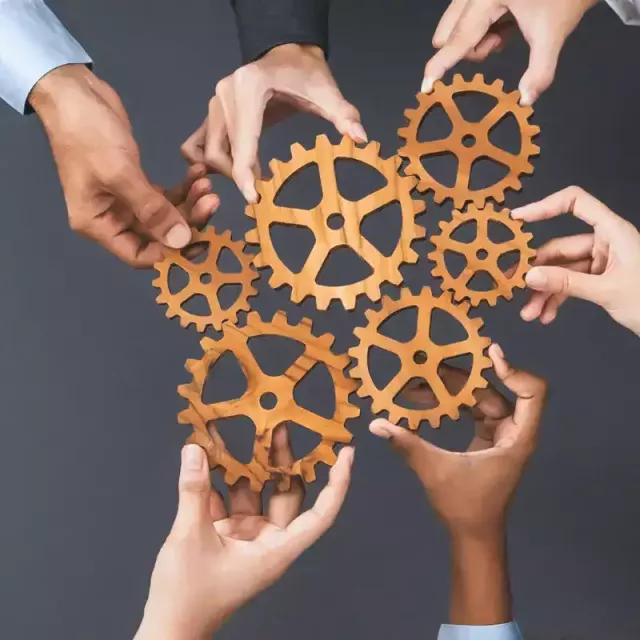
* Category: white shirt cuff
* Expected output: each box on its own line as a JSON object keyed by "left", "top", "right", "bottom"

{"left": 0, "top": 0, "right": 92, "bottom": 113}
{"left": 604, "top": 0, "right": 640, "bottom": 25}
{"left": 437, "top": 622, "right": 523, "bottom": 640}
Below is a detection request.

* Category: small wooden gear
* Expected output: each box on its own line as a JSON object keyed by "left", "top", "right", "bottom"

{"left": 245, "top": 134, "right": 426, "bottom": 310}
{"left": 153, "top": 227, "right": 258, "bottom": 332}
{"left": 398, "top": 73, "right": 540, "bottom": 208}
{"left": 349, "top": 288, "right": 492, "bottom": 428}
{"left": 429, "top": 204, "right": 536, "bottom": 307}
{"left": 178, "top": 310, "right": 359, "bottom": 490}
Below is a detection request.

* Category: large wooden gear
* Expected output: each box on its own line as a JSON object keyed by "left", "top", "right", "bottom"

{"left": 245, "top": 134, "right": 426, "bottom": 310}
{"left": 348, "top": 288, "right": 492, "bottom": 429}
{"left": 153, "top": 227, "right": 258, "bottom": 332}
{"left": 178, "top": 311, "right": 359, "bottom": 491}
{"left": 428, "top": 204, "right": 536, "bottom": 307}
{"left": 398, "top": 73, "right": 540, "bottom": 208}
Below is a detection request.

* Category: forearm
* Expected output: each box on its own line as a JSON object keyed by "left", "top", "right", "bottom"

{"left": 449, "top": 529, "right": 511, "bottom": 625}
{"left": 229, "top": 0, "right": 330, "bottom": 63}
{"left": 0, "top": 0, "right": 91, "bottom": 113}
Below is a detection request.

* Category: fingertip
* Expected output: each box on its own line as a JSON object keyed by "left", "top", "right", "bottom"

{"left": 165, "top": 222, "right": 192, "bottom": 249}
{"left": 181, "top": 444, "right": 206, "bottom": 472}
{"left": 421, "top": 75, "right": 435, "bottom": 94}
{"left": 525, "top": 267, "right": 547, "bottom": 289}
{"left": 369, "top": 419, "right": 393, "bottom": 439}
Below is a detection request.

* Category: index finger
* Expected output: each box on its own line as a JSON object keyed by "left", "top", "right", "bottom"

{"left": 424, "top": 0, "right": 498, "bottom": 90}
{"left": 218, "top": 69, "right": 268, "bottom": 203}
{"left": 511, "top": 186, "right": 621, "bottom": 230}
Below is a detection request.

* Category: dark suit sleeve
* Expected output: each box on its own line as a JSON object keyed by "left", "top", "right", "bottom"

{"left": 230, "top": 0, "right": 330, "bottom": 63}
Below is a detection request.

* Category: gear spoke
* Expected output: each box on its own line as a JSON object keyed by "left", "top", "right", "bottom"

{"left": 483, "top": 143, "right": 517, "bottom": 170}
{"left": 304, "top": 242, "right": 332, "bottom": 281}
{"left": 267, "top": 205, "right": 317, "bottom": 227}
{"left": 283, "top": 352, "right": 314, "bottom": 385}
{"left": 385, "top": 369, "right": 409, "bottom": 400}
{"left": 356, "top": 184, "right": 395, "bottom": 218}
{"left": 476, "top": 215, "right": 488, "bottom": 242}
{"left": 440, "top": 93, "right": 466, "bottom": 128}
{"left": 373, "top": 333, "right": 405, "bottom": 355}
{"left": 443, "top": 338, "right": 474, "bottom": 358}
{"left": 424, "top": 364, "right": 451, "bottom": 403}
{"left": 481, "top": 102, "right": 510, "bottom": 132}
{"left": 455, "top": 155, "right": 472, "bottom": 191}
{"left": 414, "top": 138, "right": 455, "bottom": 157}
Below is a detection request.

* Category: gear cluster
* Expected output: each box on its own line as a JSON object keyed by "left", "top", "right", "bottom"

{"left": 151, "top": 73, "right": 541, "bottom": 488}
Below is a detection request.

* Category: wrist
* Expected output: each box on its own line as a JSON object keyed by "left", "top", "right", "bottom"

{"left": 263, "top": 42, "right": 325, "bottom": 62}
{"left": 28, "top": 64, "right": 95, "bottom": 119}
{"left": 448, "top": 526, "right": 511, "bottom": 625}
{"left": 135, "top": 613, "right": 213, "bottom": 640}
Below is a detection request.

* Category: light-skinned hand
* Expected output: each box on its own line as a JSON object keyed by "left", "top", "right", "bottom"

{"left": 512, "top": 186, "right": 640, "bottom": 336}
{"left": 424, "top": 0, "right": 598, "bottom": 105}
{"left": 134, "top": 426, "right": 354, "bottom": 640}
{"left": 30, "top": 64, "right": 213, "bottom": 268}
{"left": 181, "top": 43, "right": 366, "bottom": 203}
{"left": 369, "top": 344, "right": 547, "bottom": 537}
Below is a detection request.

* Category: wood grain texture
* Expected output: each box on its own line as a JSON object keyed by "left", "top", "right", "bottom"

{"left": 428, "top": 204, "right": 536, "bottom": 307}
{"left": 153, "top": 227, "right": 258, "bottom": 332}
{"left": 245, "top": 134, "right": 426, "bottom": 310}
{"left": 349, "top": 288, "right": 492, "bottom": 429}
{"left": 398, "top": 73, "right": 540, "bottom": 208}
{"left": 178, "top": 310, "right": 359, "bottom": 490}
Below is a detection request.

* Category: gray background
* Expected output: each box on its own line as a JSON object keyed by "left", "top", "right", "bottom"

{"left": 0, "top": 0, "right": 639, "bottom": 638}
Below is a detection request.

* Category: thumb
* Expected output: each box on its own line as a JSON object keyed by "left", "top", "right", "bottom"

{"left": 171, "top": 445, "right": 215, "bottom": 537}
{"left": 518, "top": 36, "right": 562, "bottom": 106}
{"left": 369, "top": 419, "right": 433, "bottom": 468}
{"left": 119, "top": 168, "right": 192, "bottom": 249}
{"left": 525, "top": 265, "right": 607, "bottom": 306}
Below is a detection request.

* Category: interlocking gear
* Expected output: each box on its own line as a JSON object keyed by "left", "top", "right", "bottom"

{"left": 398, "top": 73, "right": 540, "bottom": 208}
{"left": 349, "top": 288, "right": 492, "bottom": 429}
{"left": 245, "top": 134, "right": 426, "bottom": 310}
{"left": 178, "top": 310, "right": 359, "bottom": 490}
{"left": 153, "top": 227, "right": 258, "bottom": 332}
{"left": 429, "top": 204, "right": 536, "bottom": 307}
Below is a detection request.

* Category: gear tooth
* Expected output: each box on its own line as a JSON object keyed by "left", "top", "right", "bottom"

{"left": 453, "top": 73, "right": 464, "bottom": 84}
{"left": 315, "top": 293, "right": 330, "bottom": 311}
{"left": 244, "top": 203, "right": 257, "bottom": 219}
{"left": 413, "top": 199, "right": 426, "bottom": 214}
{"left": 356, "top": 384, "right": 368, "bottom": 399}
{"left": 316, "top": 133, "right": 330, "bottom": 147}
{"left": 252, "top": 253, "right": 266, "bottom": 269}
{"left": 493, "top": 79, "right": 504, "bottom": 91}
{"left": 366, "top": 140, "right": 381, "bottom": 155}
{"left": 245, "top": 228, "right": 260, "bottom": 244}
{"left": 337, "top": 135, "right": 353, "bottom": 153}
{"left": 393, "top": 155, "right": 403, "bottom": 169}
{"left": 403, "top": 108, "right": 417, "bottom": 119}
{"left": 290, "top": 142, "right": 306, "bottom": 156}
{"left": 151, "top": 277, "right": 162, "bottom": 288}
{"left": 473, "top": 72, "right": 483, "bottom": 83}
{"left": 397, "top": 126, "right": 410, "bottom": 138}
{"left": 457, "top": 299, "right": 470, "bottom": 314}
{"left": 268, "top": 158, "right": 282, "bottom": 175}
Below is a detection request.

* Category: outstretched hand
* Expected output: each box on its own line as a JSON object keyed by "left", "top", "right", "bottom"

{"left": 30, "top": 65, "right": 218, "bottom": 268}
{"left": 424, "top": 0, "right": 597, "bottom": 105}
{"left": 135, "top": 426, "right": 354, "bottom": 640}
{"left": 370, "top": 344, "right": 547, "bottom": 536}
{"left": 512, "top": 186, "right": 640, "bottom": 336}
{"left": 181, "top": 43, "right": 365, "bottom": 203}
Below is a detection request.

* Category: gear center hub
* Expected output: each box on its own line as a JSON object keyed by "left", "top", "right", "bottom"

{"left": 413, "top": 350, "right": 428, "bottom": 365}
{"left": 327, "top": 213, "right": 345, "bottom": 230}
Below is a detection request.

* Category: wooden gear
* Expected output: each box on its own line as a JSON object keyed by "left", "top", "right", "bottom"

{"left": 153, "top": 227, "right": 258, "bottom": 332}
{"left": 178, "top": 311, "right": 359, "bottom": 490}
{"left": 348, "top": 288, "right": 492, "bottom": 428}
{"left": 398, "top": 74, "right": 540, "bottom": 208}
{"left": 428, "top": 204, "right": 536, "bottom": 307}
{"left": 245, "top": 135, "right": 426, "bottom": 310}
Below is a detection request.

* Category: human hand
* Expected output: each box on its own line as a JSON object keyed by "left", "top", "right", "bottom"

{"left": 29, "top": 64, "right": 210, "bottom": 268}
{"left": 181, "top": 43, "right": 366, "bottom": 203}
{"left": 424, "top": 0, "right": 598, "bottom": 105}
{"left": 369, "top": 344, "right": 547, "bottom": 537}
{"left": 512, "top": 186, "right": 640, "bottom": 336}
{"left": 134, "top": 426, "right": 354, "bottom": 640}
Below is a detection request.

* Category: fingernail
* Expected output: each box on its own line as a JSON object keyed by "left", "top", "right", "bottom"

{"left": 343, "top": 446, "right": 355, "bottom": 465}
{"left": 243, "top": 184, "right": 258, "bottom": 204}
{"left": 519, "top": 88, "right": 533, "bottom": 107}
{"left": 165, "top": 223, "right": 191, "bottom": 249}
{"left": 369, "top": 421, "right": 391, "bottom": 440}
{"left": 526, "top": 267, "right": 547, "bottom": 288}
{"left": 182, "top": 444, "right": 203, "bottom": 471}
{"left": 421, "top": 76, "right": 434, "bottom": 93}
{"left": 511, "top": 207, "right": 524, "bottom": 219}
{"left": 492, "top": 343, "right": 505, "bottom": 360}
{"left": 349, "top": 122, "right": 368, "bottom": 143}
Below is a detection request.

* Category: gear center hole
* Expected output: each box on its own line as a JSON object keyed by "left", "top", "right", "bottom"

{"left": 327, "top": 213, "right": 345, "bottom": 230}
{"left": 200, "top": 273, "right": 213, "bottom": 285}
{"left": 476, "top": 249, "right": 488, "bottom": 260}
{"left": 260, "top": 392, "right": 278, "bottom": 410}
{"left": 462, "top": 134, "right": 476, "bottom": 148}
{"left": 413, "top": 350, "right": 428, "bottom": 365}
